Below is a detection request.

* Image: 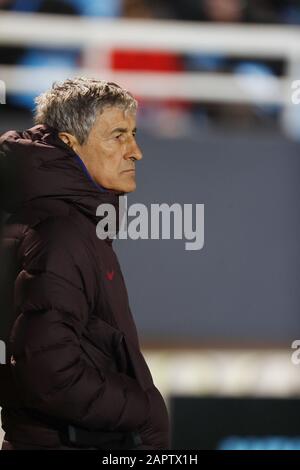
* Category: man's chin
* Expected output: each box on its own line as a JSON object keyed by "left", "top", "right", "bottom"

{"left": 119, "top": 181, "right": 137, "bottom": 193}
{"left": 111, "top": 182, "right": 136, "bottom": 194}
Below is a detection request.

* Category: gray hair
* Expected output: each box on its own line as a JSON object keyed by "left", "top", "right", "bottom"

{"left": 34, "top": 77, "right": 138, "bottom": 144}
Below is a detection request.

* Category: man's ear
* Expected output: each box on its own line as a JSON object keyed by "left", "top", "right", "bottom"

{"left": 58, "top": 132, "right": 79, "bottom": 152}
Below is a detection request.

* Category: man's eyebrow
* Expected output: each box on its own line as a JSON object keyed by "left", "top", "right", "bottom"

{"left": 110, "top": 127, "right": 137, "bottom": 135}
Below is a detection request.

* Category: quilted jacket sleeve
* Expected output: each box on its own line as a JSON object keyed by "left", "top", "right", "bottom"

{"left": 9, "top": 217, "right": 150, "bottom": 432}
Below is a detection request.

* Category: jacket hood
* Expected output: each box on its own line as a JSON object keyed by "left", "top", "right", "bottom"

{"left": 0, "top": 125, "right": 122, "bottom": 231}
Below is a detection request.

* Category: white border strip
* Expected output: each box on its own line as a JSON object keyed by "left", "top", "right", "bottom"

{"left": 0, "top": 66, "right": 290, "bottom": 104}
{"left": 0, "top": 12, "right": 299, "bottom": 57}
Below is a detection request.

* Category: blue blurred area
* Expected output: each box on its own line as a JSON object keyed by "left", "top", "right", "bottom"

{"left": 11, "top": 0, "right": 44, "bottom": 12}
{"left": 65, "top": 0, "right": 122, "bottom": 17}
{"left": 7, "top": 0, "right": 123, "bottom": 109}
{"left": 280, "top": 5, "right": 300, "bottom": 25}
{"left": 11, "top": 0, "right": 122, "bottom": 17}
{"left": 219, "top": 436, "right": 300, "bottom": 450}
{"left": 233, "top": 61, "right": 281, "bottom": 116}
{"left": 8, "top": 48, "right": 79, "bottom": 110}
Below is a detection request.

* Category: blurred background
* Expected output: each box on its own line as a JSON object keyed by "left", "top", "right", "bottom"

{"left": 1, "top": 0, "right": 300, "bottom": 450}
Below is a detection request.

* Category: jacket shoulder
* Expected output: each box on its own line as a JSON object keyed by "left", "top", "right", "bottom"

{"left": 20, "top": 215, "right": 97, "bottom": 303}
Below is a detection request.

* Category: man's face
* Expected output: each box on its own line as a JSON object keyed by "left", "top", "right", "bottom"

{"left": 61, "top": 106, "right": 142, "bottom": 193}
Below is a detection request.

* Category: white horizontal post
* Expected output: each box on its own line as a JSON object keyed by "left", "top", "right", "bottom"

{"left": 0, "top": 66, "right": 290, "bottom": 104}
{"left": 0, "top": 12, "right": 299, "bottom": 58}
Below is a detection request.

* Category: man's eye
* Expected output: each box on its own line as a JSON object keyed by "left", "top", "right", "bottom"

{"left": 115, "top": 134, "right": 122, "bottom": 139}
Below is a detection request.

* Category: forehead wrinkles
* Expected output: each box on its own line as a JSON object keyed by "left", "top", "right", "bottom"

{"left": 93, "top": 108, "right": 136, "bottom": 137}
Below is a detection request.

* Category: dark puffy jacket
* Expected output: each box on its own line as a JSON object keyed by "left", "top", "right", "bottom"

{"left": 0, "top": 125, "right": 169, "bottom": 450}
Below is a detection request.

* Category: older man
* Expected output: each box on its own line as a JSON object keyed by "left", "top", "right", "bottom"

{"left": 0, "top": 77, "right": 169, "bottom": 450}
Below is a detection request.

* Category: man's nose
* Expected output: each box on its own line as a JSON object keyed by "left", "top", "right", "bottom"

{"left": 127, "top": 140, "right": 143, "bottom": 161}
